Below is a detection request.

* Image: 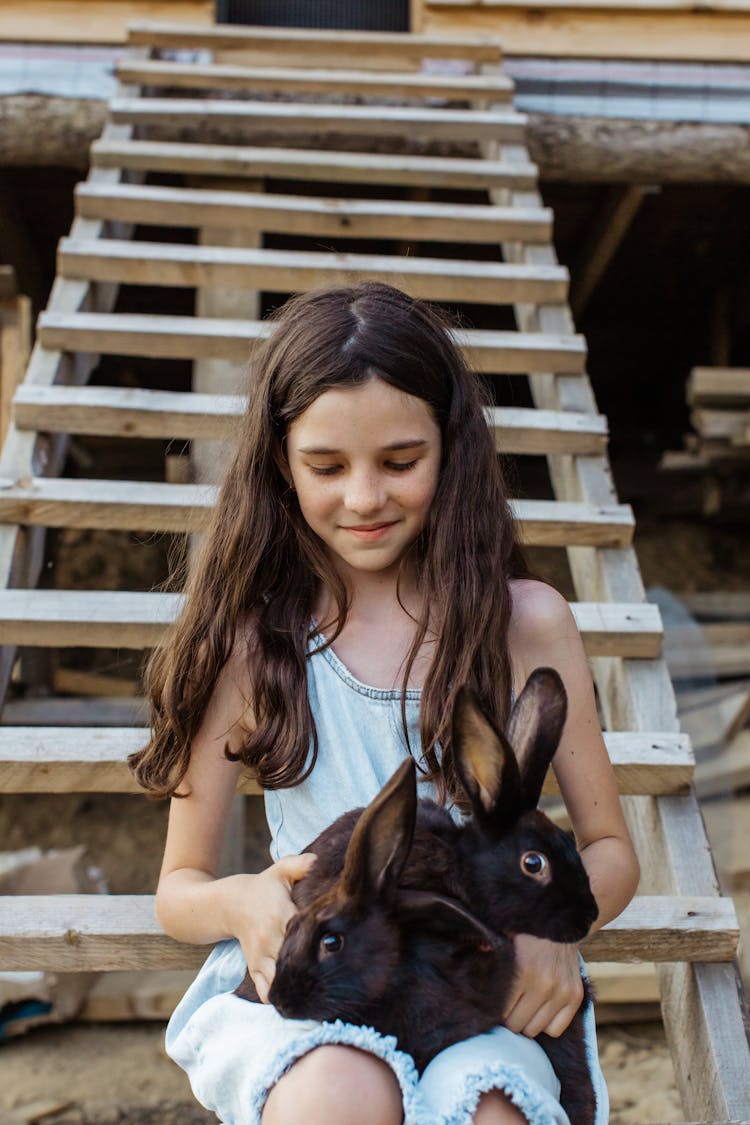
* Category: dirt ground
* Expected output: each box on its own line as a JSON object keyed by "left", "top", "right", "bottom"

{"left": 1, "top": 503, "right": 748, "bottom": 1123}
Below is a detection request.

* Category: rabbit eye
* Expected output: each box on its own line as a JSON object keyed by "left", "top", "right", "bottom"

{"left": 319, "top": 932, "right": 344, "bottom": 957}
{"left": 521, "top": 851, "right": 549, "bottom": 880}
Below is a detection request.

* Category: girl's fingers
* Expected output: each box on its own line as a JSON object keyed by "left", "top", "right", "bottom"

{"left": 251, "top": 957, "right": 278, "bottom": 1004}
{"left": 276, "top": 852, "right": 317, "bottom": 886}
{"left": 506, "top": 995, "right": 579, "bottom": 1039}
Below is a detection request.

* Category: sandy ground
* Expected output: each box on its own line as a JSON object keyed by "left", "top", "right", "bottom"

{"left": 0, "top": 1020, "right": 683, "bottom": 1124}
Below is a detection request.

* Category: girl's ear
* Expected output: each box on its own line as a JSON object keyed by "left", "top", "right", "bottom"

{"left": 272, "top": 436, "right": 294, "bottom": 488}
{"left": 340, "top": 759, "right": 417, "bottom": 905}
{"left": 452, "top": 687, "right": 521, "bottom": 833}
{"left": 506, "top": 667, "right": 567, "bottom": 810}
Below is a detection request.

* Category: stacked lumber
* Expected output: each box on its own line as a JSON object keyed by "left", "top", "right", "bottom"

{"left": 668, "top": 593, "right": 750, "bottom": 804}
{"left": 662, "top": 367, "right": 750, "bottom": 514}
{"left": 688, "top": 368, "right": 750, "bottom": 462}
{"left": 0, "top": 21, "right": 746, "bottom": 1122}
{"left": 0, "top": 267, "right": 31, "bottom": 451}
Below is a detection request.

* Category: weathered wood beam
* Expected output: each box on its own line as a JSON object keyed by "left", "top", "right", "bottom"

{"left": 0, "top": 893, "right": 737, "bottom": 971}
{"left": 0, "top": 726, "right": 693, "bottom": 796}
{"left": 0, "top": 2, "right": 212, "bottom": 45}
{"left": 418, "top": 2, "right": 750, "bottom": 63}
{"left": 5, "top": 98, "right": 750, "bottom": 185}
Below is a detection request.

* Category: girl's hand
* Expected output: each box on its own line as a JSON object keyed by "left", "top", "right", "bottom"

{"left": 503, "top": 933, "right": 583, "bottom": 1039}
{"left": 224, "top": 853, "right": 316, "bottom": 1004}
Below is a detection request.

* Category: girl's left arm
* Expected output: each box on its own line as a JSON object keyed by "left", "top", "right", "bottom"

{"left": 504, "top": 579, "right": 640, "bottom": 1038}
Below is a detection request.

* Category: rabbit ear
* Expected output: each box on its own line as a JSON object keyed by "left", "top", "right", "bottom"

{"left": 506, "top": 667, "right": 567, "bottom": 810}
{"left": 452, "top": 687, "right": 521, "bottom": 831}
{"left": 398, "top": 888, "right": 506, "bottom": 952}
{"left": 340, "top": 758, "right": 417, "bottom": 905}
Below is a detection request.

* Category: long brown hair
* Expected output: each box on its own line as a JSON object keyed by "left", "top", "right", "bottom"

{"left": 129, "top": 282, "right": 530, "bottom": 803}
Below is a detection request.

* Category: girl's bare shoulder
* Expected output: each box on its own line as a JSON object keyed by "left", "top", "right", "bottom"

{"left": 509, "top": 578, "right": 575, "bottom": 640}
{"left": 508, "top": 579, "right": 581, "bottom": 683}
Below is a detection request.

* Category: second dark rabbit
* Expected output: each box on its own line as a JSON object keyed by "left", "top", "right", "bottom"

{"left": 236, "top": 668, "right": 599, "bottom": 1124}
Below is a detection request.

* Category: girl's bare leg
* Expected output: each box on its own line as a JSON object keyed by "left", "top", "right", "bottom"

{"left": 474, "top": 1090, "right": 528, "bottom": 1124}
{"left": 261, "top": 1044, "right": 403, "bottom": 1125}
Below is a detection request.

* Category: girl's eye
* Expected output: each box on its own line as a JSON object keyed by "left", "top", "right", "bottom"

{"left": 319, "top": 932, "right": 344, "bottom": 957}
{"left": 385, "top": 460, "right": 418, "bottom": 472}
{"left": 308, "top": 464, "right": 341, "bottom": 476}
{"left": 520, "top": 851, "right": 548, "bottom": 880}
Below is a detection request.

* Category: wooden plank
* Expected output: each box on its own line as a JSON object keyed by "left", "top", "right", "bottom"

{"left": 115, "top": 58, "right": 514, "bottom": 101}
{"left": 0, "top": 478, "right": 634, "bottom": 546}
{"left": 0, "top": 589, "right": 661, "bottom": 655}
{"left": 695, "top": 731, "right": 750, "bottom": 797}
{"left": 687, "top": 367, "right": 750, "bottom": 407}
{"left": 13, "top": 386, "right": 608, "bottom": 456}
{"left": 0, "top": 295, "right": 31, "bottom": 448}
{"left": 109, "top": 98, "right": 527, "bottom": 143}
{"left": 75, "top": 182, "right": 554, "bottom": 244}
{"left": 679, "top": 687, "right": 750, "bottom": 753}
{"left": 127, "top": 21, "right": 504, "bottom": 61}
{"left": 91, "top": 139, "right": 539, "bottom": 191}
{"left": 35, "top": 311, "right": 586, "bottom": 374}
{"left": 0, "top": 893, "right": 736, "bottom": 971}
{"left": 428, "top": 0, "right": 750, "bottom": 12}
{"left": 0, "top": 4, "right": 212, "bottom": 46}
{"left": 0, "top": 727, "right": 692, "bottom": 795}
{"left": 58, "top": 239, "right": 567, "bottom": 304}
{"left": 1, "top": 696, "right": 147, "bottom": 726}
{"left": 419, "top": 4, "right": 750, "bottom": 62}
{"left": 679, "top": 591, "right": 750, "bottom": 620}
{"left": 691, "top": 408, "right": 750, "bottom": 442}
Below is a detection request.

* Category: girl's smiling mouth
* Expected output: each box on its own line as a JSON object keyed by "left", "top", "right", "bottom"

{"left": 343, "top": 521, "right": 398, "bottom": 540}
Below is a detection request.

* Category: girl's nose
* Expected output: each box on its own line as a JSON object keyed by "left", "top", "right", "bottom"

{"left": 344, "top": 470, "right": 386, "bottom": 515}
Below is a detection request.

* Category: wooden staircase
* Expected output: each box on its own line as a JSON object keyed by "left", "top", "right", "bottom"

{"left": 0, "top": 21, "right": 748, "bottom": 1122}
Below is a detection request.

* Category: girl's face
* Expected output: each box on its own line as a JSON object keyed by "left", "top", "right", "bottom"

{"left": 285, "top": 377, "right": 442, "bottom": 579}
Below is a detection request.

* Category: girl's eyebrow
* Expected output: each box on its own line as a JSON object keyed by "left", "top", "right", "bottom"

{"left": 298, "top": 439, "right": 429, "bottom": 455}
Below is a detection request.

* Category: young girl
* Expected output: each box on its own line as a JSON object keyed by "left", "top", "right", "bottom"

{"left": 130, "top": 282, "right": 639, "bottom": 1125}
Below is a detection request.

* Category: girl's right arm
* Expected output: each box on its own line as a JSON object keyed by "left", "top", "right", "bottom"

{"left": 154, "top": 646, "right": 315, "bottom": 1000}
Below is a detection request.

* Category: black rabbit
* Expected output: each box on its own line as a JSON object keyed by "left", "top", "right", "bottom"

{"left": 236, "top": 668, "right": 599, "bottom": 1124}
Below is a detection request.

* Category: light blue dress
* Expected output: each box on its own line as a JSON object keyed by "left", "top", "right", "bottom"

{"left": 165, "top": 632, "right": 609, "bottom": 1125}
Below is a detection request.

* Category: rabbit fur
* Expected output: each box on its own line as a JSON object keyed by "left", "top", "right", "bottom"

{"left": 235, "top": 668, "right": 599, "bottom": 1124}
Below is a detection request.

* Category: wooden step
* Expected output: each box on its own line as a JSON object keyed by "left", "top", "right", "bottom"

{"left": 91, "top": 139, "right": 539, "bottom": 191}
{"left": 36, "top": 311, "right": 586, "bottom": 374}
{"left": 115, "top": 59, "right": 515, "bottom": 101}
{"left": 0, "top": 893, "right": 736, "bottom": 971}
{"left": 109, "top": 98, "right": 526, "bottom": 143}
{"left": 0, "top": 590, "right": 663, "bottom": 656}
{"left": 75, "top": 181, "right": 554, "bottom": 244}
{"left": 13, "top": 386, "right": 607, "bottom": 455}
{"left": 126, "top": 23, "right": 504, "bottom": 64}
{"left": 0, "top": 726, "right": 693, "bottom": 796}
{"left": 0, "top": 478, "right": 634, "bottom": 545}
{"left": 58, "top": 240, "right": 568, "bottom": 304}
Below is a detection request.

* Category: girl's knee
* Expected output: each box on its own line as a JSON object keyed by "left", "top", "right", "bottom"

{"left": 474, "top": 1089, "right": 528, "bottom": 1124}
{"left": 261, "top": 1044, "right": 404, "bottom": 1125}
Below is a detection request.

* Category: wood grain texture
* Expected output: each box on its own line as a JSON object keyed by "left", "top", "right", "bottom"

{"left": 126, "top": 21, "right": 504, "bottom": 61}
{"left": 14, "top": 386, "right": 607, "bottom": 455}
{"left": 0, "top": 727, "right": 692, "bottom": 795}
{"left": 109, "top": 98, "right": 527, "bottom": 143}
{"left": 0, "top": 893, "right": 736, "bottom": 971}
{"left": 115, "top": 58, "right": 514, "bottom": 100}
{"left": 91, "top": 139, "right": 539, "bottom": 191}
{"left": 36, "top": 310, "right": 586, "bottom": 374}
{"left": 59, "top": 238, "right": 568, "bottom": 304}
{"left": 0, "top": 589, "right": 661, "bottom": 655}
{"left": 0, "top": 477, "right": 633, "bottom": 546}
{"left": 75, "top": 182, "right": 553, "bottom": 244}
